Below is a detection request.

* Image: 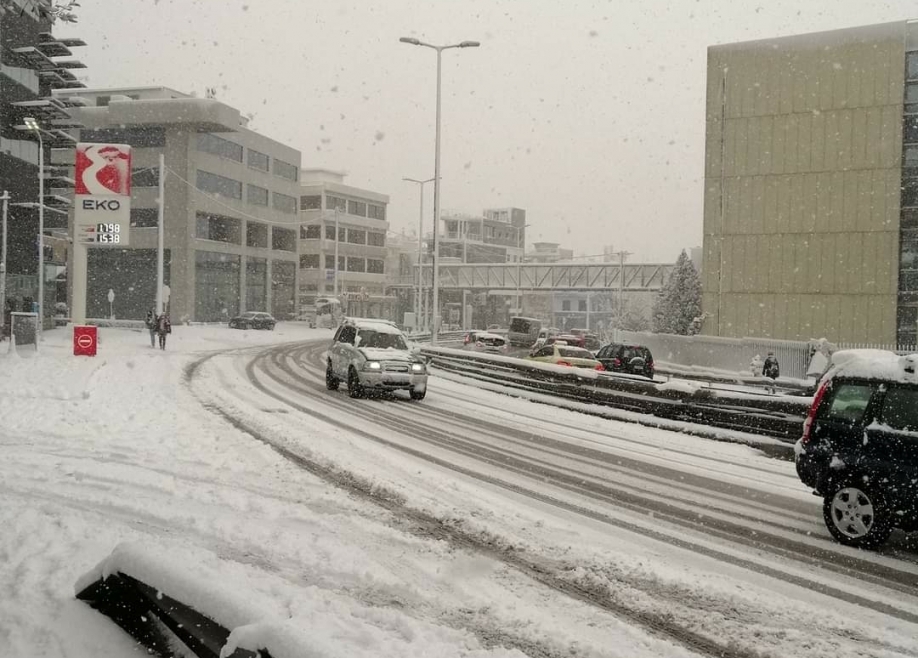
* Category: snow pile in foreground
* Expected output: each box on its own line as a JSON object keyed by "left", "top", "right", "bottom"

{"left": 78, "top": 541, "right": 521, "bottom": 658}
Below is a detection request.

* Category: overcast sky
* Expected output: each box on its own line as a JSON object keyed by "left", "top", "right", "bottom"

{"left": 58, "top": 0, "right": 915, "bottom": 263}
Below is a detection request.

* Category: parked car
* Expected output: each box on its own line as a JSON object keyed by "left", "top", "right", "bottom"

{"left": 326, "top": 317, "right": 428, "bottom": 400}
{"left": 526, "top": 344, "right": 605, "bottom": 371}
{"left": 463, "top": 331, "right": 509, "bottom": 354}
{"left": 595, "top": 343, "right": 655, "bottom": 379}
{"left": 582, "top": 333, "right": 602, "bottom": 352}
{"left": 531, "top": 326, "right": 561, "bottom": 350}
{"left": 508, "top": 316, "right": 545, "bottom": 347}
{"left": 549, "top": 333, "right": 586, "bottom": 349}
{"left": 795, "top": 349, "right": 918, "bottom": 548}
{"left": 228, "top": 311, "right": 276, "bottom": 330}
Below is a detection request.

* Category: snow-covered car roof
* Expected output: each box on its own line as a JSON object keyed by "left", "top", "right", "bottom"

{"left": 825, "top": 349, "right": 918, "bottom": 384}
{"left": 472, "top": 332, "right": 506, "bottom": 341}
{"left": 349, "top": 319, "right": 403, "bottom": 335}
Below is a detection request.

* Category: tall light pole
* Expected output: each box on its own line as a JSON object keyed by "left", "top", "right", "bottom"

{"left": 512, "top": 222, "right": 531, "bottom": 315}
{"left": 23, "top": 117, "right": 43, "bottom": 337}
{"left": 399, "top": 36, "right": 479, "bottom": 343}
{"left": 0, "top": 190, "right": 8, "bottom": 329}
{"left": 403, "top": 176, "right": 434, "bottom": 331}
{"left": 333, "top": 206, "right": 340, "bottom": 297}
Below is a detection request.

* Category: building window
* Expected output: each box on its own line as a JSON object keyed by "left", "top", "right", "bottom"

{"left": 246, "top": 222, "right": 268, "bottom": 248}
{"left": 197, "top": 133, "right": 243, "bottom": 162}
{"left": 274, "top": 159, "right": 298, "bottom": 181}
{"left": 562, "top": 300, "right": 571, "bottom": 311}
{"left": 196, "top": 170, "right": 242, "bottom": 199}
{"left": 299, "top": 254, "right": 320, "bottom": 269}
{"left": 367, "top": 203, "right": 385, "bottom": 220}
{"left": 131, "top": 167, "right": 159, "bottom": 187}
{"left": 347, "top": 200, "right": 367, "bottom": 217}
{"left": 578, "top": 300, "right": 587, "bottom": 312}
{"left": 325, "top": 255, "right": 345, "bottom": 270}
{"left": 346, "top": 257, "right": 366, "bottom": 272}
{"left": 272, "top": 226, "right": 296, "bottom": 252}
{"left": 300, "top": 195, "right": 321, "bottom": 210}
{"left": 81, "top": 127, "right": 166, "bottom": 148}
{"left": 326, "top": 195, "right": 346, "bottom": 211}
{"left": 130, "top": 208, "right": 158, "bottom": 227}
{"left": 273, "top": 192, "right": 297, "bottom": 215}
{"left": 194, "top": 251, "right": 240, "bottom": 322}
{"left": 247, "top": 184, "right": 268, "bottom": 206}
{"left": 301, "top": 224, "right": 322, "bottom": 239}
{"left": 906, "top": 116, "right": 918, "bottom": 144}
{"left": 196, "top": 212, "right": 241, "bottom": 244}
{"left": 908, "top": 51, "right": 918, "bottom": 81}
{"left": 367, "top": 231, "right": 385, "bottom": 247}
{"left": 347, "top": 229, "right": 366, "bottom": 244}
{"left": 246, "top": 257, "right": 268, "bottom": 312}
{"left": 325, "top": 224, "right": 336, "bottom": 240}
{"left": 247, "top": 148, "right": 269, "bottom": 172}
{"left": 367, "top": 258, "right": 384, "bottom": 274}
{"left": 904, "top": 178, "right": 918, "bottom": 209}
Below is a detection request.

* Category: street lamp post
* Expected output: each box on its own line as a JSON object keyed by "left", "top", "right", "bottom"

{"left": 402, "top": 176, "right": 434, "bottom": 332}
{"left": 399, "top": 36, "right": 479, "bottom": 342}
{"left": 23, "top": 117, "right": 43, "bottom": 337}
{"left": 332, "top": 206, "right": 340, "bottom": 298}
{"left": 512, "top": 223, "right": 531, "bottom": 315}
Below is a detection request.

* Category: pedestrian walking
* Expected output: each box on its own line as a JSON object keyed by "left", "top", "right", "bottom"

{"left": 156, "top": 313, "right": 171, "bottom": 350}
{"left": 763, "top": 351, "right": 780, "bottom": 394}
{"left": 145, "top": 308, "right": 157, "bottom": 348}
{"left": 750, "top": 354, "right": 764, "bottom": 378}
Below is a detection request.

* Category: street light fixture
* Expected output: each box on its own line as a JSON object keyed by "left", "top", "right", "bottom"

{"left": 403, "top": 176, "right": 435, "bottom": 332}
{"left": 399, "top": 36, "right": 480, "bottom": 342}
{"left": 23, "top": 116, "right": 44, "bottom": 338}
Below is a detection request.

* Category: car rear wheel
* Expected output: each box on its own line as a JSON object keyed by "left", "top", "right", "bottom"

{"left": 823, "top": 481, "right": 893, "bottom": 549}
{"left": 409, "top": 387, "right": 426, "bottom": 401}
{"left": 326, "top": 360, "right": 339, "bottom": 391}
{"left": 348, "top": 367, "right": 364, "bottom": 399}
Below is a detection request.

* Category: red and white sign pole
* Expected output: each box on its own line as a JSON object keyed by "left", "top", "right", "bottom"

{"left": 71, "top": 143, "right": 132, "bottom": 325}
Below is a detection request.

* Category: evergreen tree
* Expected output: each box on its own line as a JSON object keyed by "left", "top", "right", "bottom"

{"left": 652, "top": 250, "right": 702, "bottom": 335}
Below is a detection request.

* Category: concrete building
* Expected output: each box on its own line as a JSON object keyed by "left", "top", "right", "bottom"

{"left": 702, "top": 20, "right": 918, "bottom": 345}
{"left": 0, "top": 3, "right": 86, "bottom": 325}
{"left": 297, "top": 169, "right": 393, "bottom": 319}
{"left": 59, "top": 86, "right": 302, "bottom": 322}
{"left": 526, "top": 241, "right": 573, "bottom": 264}
{"left": 440, "top": 207, "right": 527, "bottom": 264}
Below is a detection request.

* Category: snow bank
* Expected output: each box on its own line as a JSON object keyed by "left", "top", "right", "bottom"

{"left": 77, "top": 541, "right": 524, "bottom": 658}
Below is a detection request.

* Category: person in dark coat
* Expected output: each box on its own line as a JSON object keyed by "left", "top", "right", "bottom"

{"left": 763, "top": 351, "right": 780, "bottom": 393}
{"left": 145, "top": 308, "right": 157, "bottom": 348}
{"left": 156, "top": 313, "right": 171, "bottom": 350}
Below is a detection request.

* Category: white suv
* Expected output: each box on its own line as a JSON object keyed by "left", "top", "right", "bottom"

{"left": 326, "top": 318, "right": 428, "bottom": 400}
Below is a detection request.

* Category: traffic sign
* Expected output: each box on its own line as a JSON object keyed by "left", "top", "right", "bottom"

{"left": 73, "top": 325, "right": 97, "bottom": 357}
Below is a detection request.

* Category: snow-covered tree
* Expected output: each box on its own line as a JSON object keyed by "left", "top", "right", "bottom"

{"left": 652, "top": 250, "right": 702, "bottom": 335}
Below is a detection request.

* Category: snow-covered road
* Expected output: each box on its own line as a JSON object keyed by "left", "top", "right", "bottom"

{"left": 2, "top": 325, "right": 918, "bottom": 658}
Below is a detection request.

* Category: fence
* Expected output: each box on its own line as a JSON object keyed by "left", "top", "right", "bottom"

{"left": 611, "top": 330, "right": 918, "bottom": 380}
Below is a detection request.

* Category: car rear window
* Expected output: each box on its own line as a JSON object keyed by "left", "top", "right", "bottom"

{"left": 480, "top": 337, "right": 505, "bottom": 346}
{"left": 510, "top": 319, "right": 532, "bottom": 333}
{"left": 819, "top": 383, "right": 875, "bottom": 424}
{"left": 879, "top": 387, "right": 918, "bottom": 431}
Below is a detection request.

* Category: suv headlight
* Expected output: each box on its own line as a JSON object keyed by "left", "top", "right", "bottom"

{"left": 411, "top": 363, "right": 425, "bottom": 372}
{"left": 364, "top": 361, "right": 382, "bottom": 370}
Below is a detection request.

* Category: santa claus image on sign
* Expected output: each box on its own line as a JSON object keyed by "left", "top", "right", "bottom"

{"left": 75, "top": 143, "right": 132, "bottom": 196}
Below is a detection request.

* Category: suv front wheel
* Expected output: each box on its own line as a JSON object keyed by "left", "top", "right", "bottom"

{"left": 823, "top": 480, "right": 893, "bottom": 549}
{"left": 347, "top": 367, "right": 364, "bottom": 399}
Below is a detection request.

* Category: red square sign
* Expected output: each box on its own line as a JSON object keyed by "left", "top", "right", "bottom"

{"left": 73, "top": 325, "right": 97, "bottom": 357}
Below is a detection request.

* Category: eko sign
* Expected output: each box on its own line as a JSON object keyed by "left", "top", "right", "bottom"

{"left": 74, "top": 143, "right": 132, "bottom": 247}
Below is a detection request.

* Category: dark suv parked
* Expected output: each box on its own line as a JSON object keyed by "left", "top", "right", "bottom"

{"left": 795, "top": 350, "right": 918, "bottom": 548}
{"left": 595, "top": 343, "right": 655, "bottom": 379}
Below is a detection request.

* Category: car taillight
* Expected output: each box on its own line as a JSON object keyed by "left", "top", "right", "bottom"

{"left": 802, "top": 379, "right": 831, "bottom": 444}
{"left": 594, "top": 363, "right": 605, "bottom": 371}
{"left": 613, "top": 358, "right": 621, "bottom": 367}
{"left": 557, "top": 361, "right": 571, "bottom": 367}
{"left": 464, "top": 335, "right": 470, "bottom": 344}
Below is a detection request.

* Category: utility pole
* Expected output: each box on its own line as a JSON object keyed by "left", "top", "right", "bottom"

{"left": 614, "top": 250, "right": 633, "bottom": 337}
{"left": 155, "top": 154, "right": 166, "bottom": 314}
{"left": 0, "top": 190, "right": 8, "bottom": 333}
{"left": 333, "top": 207, "right": 340, "bottom": 297}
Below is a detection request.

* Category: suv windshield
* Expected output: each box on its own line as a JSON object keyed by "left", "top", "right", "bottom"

{"left": 356, "top": 329, "right": 408, "bottom": 350}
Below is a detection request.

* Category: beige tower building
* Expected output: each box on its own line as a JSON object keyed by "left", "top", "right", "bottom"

{"left": 702, "top": 21, "right": 918, "bottom": 345}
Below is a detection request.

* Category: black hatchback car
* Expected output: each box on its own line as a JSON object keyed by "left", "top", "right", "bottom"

{"left": 228, "top": 311, "right": 276, "bottom": 330}
{"left": 595, "top": 343, "right": 655, "bottom": 379}
{"left": 795, "top": 350, "right": 918, "bottom": 548}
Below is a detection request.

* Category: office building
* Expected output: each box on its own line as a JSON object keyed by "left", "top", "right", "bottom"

{"left": 0, "top": 3, "right": 86, "bottom": 323}
{"left": 59, "top": 86, "right": 302, "bottom": 321}
{"left": 702, "top": 20, "right": 918, "bottom": 344}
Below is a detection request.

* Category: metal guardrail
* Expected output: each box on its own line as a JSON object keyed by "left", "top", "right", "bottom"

{"left": 421, "top": 347, "right": 809, "bottom": 443}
